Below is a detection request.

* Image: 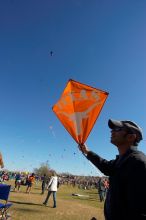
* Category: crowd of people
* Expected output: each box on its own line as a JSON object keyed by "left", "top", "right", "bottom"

{"left": 0, "top": 171, "right": 39, "bottom": 193}
{"left": 0, "top": 169, "right": 110, "bottom": 211}
{"left": 0, "top": 170, "right": 109, "bottom": 196}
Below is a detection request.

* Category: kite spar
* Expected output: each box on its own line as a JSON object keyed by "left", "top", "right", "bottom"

{"left": 52, "top": 79, "right": 109, "bottom": 145}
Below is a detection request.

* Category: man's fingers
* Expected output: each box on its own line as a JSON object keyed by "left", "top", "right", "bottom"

{"left": 78, "top": 144, "right": 84, "bottom": 151}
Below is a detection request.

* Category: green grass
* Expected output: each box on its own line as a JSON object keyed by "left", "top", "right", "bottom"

{"left": 58, "top": 185, "right": 103, "bottom": 208}
{"left": 6, "top": 180, "right": 104, "bottom": 220}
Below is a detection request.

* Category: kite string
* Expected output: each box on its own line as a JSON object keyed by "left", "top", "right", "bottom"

{"left": 81, "top": 152, "right": 103, "bottom": 177}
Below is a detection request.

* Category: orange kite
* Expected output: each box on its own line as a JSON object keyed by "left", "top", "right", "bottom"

{"left": 52, "top": 79, "right": 109, "bottom": 144}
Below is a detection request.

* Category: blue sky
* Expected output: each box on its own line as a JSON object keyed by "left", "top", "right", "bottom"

{"left": 0, "top": 0, "right": 146, "bottom": 176}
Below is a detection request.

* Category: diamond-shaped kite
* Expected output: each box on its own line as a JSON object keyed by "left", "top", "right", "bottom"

{"left": 52, "top": 79, "right": 109, "bottom": 144}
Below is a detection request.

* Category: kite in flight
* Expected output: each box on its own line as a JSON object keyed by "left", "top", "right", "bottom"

{"left": 52, "top": 79, "right": 109, "bottom": 144}
{"left": 50, "top": 51, "right": 53, "bottom": 56}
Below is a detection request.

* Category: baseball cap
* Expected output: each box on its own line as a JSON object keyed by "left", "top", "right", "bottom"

{"left": 108, "top": 119, "right": 143, "bottom": 142}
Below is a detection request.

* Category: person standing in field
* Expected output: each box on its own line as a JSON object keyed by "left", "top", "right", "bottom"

{"left": 14, "top": 172, "right": 22, "bottom": 192}
{"left": 43, "top": 171, "right": 58, "bottom": 208}
{"left": 97, "top": 177, "right": 106, "bottom": 202}
{"left": 41, "top": 174, "right": 47, "bottom": 194}
{"left": 78, "top": 119, "right": 146, "bottom": 220}
{"left": 26, "top": 173, "right": 35, "bottom": 194}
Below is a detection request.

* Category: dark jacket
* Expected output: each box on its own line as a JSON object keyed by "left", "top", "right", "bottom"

{"left": 87, "top": 148, "right": 146, "bottom": 220}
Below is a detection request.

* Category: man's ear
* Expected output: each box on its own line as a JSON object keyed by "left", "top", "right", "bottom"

{"left": 127, "top": 133, "right": 137, "bottom": 142}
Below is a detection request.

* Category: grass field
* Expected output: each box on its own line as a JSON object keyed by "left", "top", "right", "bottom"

{"left": 7, "top": 181, "right": 104, "bottom": 220}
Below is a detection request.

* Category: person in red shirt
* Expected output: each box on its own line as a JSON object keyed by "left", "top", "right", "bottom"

{"left": 26, "top": 173, "right": 35, "bottom": 194}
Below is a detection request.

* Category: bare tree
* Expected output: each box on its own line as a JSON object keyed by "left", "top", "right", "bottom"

{"left": 33, "top": 161, "right": 54, "bottom": 178}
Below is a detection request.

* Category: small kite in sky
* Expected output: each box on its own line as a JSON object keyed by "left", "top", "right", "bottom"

{"left": 52, "top": 79, "right": 109, "bottom": 144}
{"left": 50, "top": 51, "right": 53, "bottom": 56}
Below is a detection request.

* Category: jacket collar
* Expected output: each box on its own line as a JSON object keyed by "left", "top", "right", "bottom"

{"left": 115, "top": 146, "right": 138, "bottom": 167}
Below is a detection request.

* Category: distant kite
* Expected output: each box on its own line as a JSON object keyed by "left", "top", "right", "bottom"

{"left": 52, "top": 79, "right": 109, "bottom": 144}
{"left": 50, "top": 51, "right": 53, "bottom": 56}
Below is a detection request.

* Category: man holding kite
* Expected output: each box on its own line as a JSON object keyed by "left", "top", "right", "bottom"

{"left": 79, "top": 119, "right": 146, "bottom": 220}
{"left": 53, "top": 80, "right": 146, "bottom": 219}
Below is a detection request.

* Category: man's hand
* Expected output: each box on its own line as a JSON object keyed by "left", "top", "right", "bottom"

{"left": 78, "top": 144, "right": 90, "bottom": 155}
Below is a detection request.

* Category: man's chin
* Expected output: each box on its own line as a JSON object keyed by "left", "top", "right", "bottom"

{"left": 110, "top": 139, "right": 115, "bottom": 145}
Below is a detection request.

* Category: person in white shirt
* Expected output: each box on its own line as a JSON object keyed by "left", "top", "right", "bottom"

{"left": 43, "top": 171, "right": 58, "bottom": 208}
